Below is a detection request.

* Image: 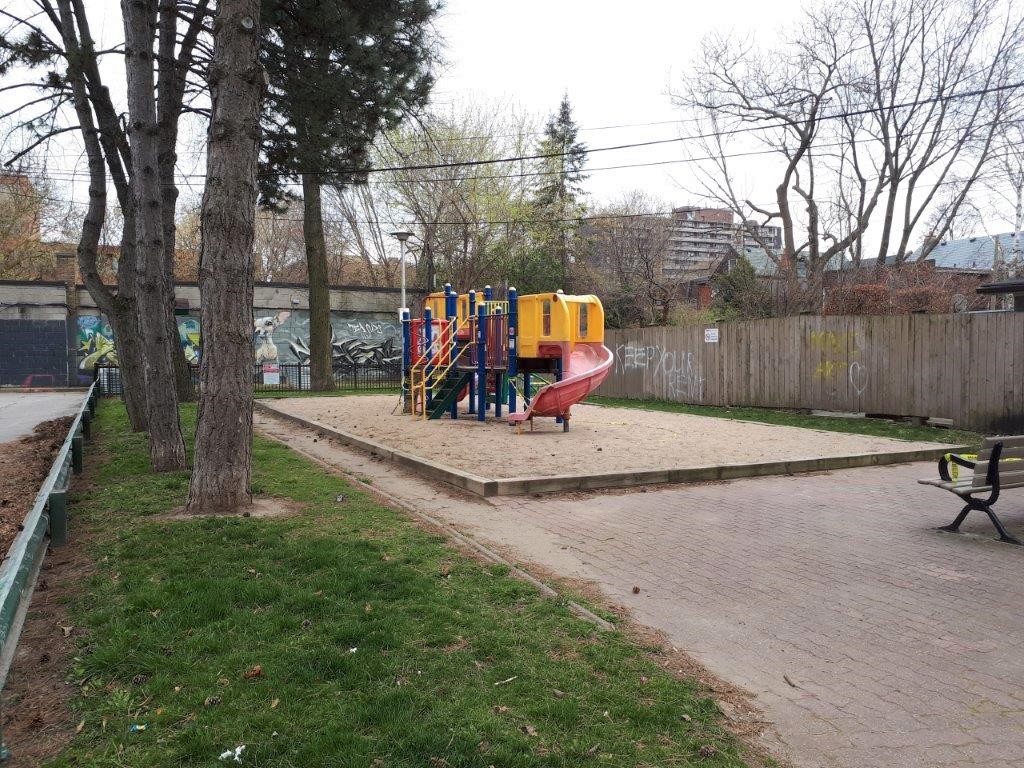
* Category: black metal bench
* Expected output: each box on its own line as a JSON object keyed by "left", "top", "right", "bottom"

{"left": 918, "top": 436, "right": 1024, "bottom": 545}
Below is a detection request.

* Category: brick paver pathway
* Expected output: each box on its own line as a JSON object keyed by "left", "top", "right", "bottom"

{"left": 257, "top": 412, "right": 1024, "bottom": 768}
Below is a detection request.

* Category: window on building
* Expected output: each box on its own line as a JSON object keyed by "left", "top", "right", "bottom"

{"left": 542, "top": 299, "right": 551, "bottom": 336}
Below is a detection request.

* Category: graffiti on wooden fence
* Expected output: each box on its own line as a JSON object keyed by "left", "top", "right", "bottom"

{"left": 614, "top": 342, "right": 705, "bottom": 401}
{"left": 808, "top": 329, "right": 868, "bottom": 395}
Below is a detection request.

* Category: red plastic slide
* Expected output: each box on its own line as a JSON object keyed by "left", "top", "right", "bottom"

{"left": 508, "top": 343, "right": 614, "bottom": 429}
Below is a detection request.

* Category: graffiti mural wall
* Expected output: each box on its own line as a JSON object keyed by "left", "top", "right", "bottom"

{"left": 77, "top": 310, "right": 400, "bottom": 371}
{"left": 253, "top": 310, "right": 400, "bottom": 368}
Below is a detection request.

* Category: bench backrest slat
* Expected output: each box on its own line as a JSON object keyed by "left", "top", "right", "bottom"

{"left": 972, "top": 436, "right": 1024, "bottom": 487}
{"left": 977, "top": 446, "right": 1024, "bottom": 462}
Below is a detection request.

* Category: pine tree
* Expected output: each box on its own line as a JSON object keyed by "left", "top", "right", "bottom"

{"left": 528, "top": 95, "right": 588, "bottom": 291}
{"left": 260, "top": 0, "right": 438, "bottom": 390}
{"left": 533, "top": 95, "right": 588, "bottom": 209}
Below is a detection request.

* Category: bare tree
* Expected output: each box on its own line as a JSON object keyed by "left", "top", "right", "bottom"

{"left": 582, "top": 192, "right": 682, "bottom": 326}
{"left": 334, "top": 102, "right": 536, "bottom": 293}
{"left": 0, "top": 167, "right": 53, "bottom": 278}
{"left": 982, "top": 120, "right": 1024, "bottom": 264}
{"left": 674, "top": 0, "right": 1024, "bottom": 287}
{"left": 186, "top": 0, "right": 262, "bottom": 514}
{"left": 855, "top": 0, "right": 1024, "bottom": 263}
{"left": 675, "top": 5, "right": 886, "bottom": 290}
{"left": 1, "top": 0, "right": 211, "bottom": 440}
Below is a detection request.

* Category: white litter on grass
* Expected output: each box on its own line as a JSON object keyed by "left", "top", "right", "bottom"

{"left": 219, "top": 745, "right": 245, "bottom": 762}
{"left": 349, "top": 647, "right": 358, "bottom": 653}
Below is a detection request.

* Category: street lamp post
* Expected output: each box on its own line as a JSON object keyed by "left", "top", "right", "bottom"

{"left": 389, "top": 229, "right": 414, "bottom": 312}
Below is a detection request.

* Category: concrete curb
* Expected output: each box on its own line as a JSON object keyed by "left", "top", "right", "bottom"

{"left": 254, "top": 401, "right": 962, "bottom": 498}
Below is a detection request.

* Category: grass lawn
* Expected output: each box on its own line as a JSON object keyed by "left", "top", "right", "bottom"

{"left": 51, "top": 402, "right": 755, "bottom": 767}
{"left": 589, "top": 395, "right": 980, "bottom": 447}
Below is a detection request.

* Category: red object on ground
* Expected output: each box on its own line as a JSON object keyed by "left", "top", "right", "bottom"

{"left": 508, "top": 343, "right": 613, "bottom": 427}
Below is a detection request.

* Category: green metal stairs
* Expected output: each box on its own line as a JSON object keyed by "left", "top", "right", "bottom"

{"left": 427, "top": 369, "right": 473, "bottom": 419}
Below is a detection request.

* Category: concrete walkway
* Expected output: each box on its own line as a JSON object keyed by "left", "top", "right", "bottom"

{"left": 0, "top": 392, "right": 85, "bottom": 443}
{"left": 256, "top": 411, "right": 1024, "bottom": 768}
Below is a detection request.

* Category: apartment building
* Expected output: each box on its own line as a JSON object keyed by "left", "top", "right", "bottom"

{"left": 664, "top": 206, "right": 782, "bottom": 278}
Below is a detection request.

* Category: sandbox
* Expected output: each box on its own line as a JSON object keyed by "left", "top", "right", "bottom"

{"left": 257, "top": 395, "right": 954, "bottom": 496}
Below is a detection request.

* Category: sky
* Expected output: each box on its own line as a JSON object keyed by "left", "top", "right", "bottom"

{"left": 430, "top": 0, "right": 799, "bottom": 207}
{"left": 2, "top": 0, "right": 801, "bottom": 213}
{"left": 3, "top": 0, "right": 1016, "bottom": 246}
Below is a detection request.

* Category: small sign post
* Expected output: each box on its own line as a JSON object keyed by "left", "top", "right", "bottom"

{"left": 262, "top": 362, "right": 280, "bottom": 385}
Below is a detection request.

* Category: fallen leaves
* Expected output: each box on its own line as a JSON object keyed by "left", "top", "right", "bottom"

{"left": 243, "top": 665, "right": 263, "bottom": 679}
{"left": 203, "top": 695, "right": 221, "bottom": 707}
{"left": 270, "top": 698, "right": 280, "bottom": 709}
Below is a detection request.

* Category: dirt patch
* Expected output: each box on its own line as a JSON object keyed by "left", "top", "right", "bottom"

{"left": 156, "top": 496, "right": 306, "bottom": 521}
{"left": 264, "top": 395, "right": 945, "bottom": 480}
{"left": 0, "top": 417, "right": 73, "bottom": 555}
{"left": 1, "top": 506, "right": 92, "bottom": 766}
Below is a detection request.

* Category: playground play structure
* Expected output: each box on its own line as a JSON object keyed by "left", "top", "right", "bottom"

{"left": 401, "top": 285, "right": 613, "bottom": 431}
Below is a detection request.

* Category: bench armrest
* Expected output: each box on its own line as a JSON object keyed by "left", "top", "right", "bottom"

{"left": 938, "top": 453, "right": 975, "bottom": 482}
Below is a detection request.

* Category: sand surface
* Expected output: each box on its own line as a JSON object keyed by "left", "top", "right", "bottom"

{"left": 265, "top": 395, "right": 946, "bottom": 480}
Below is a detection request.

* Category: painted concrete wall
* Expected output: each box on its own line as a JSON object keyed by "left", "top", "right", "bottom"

{"left": 0, "top": 281, "right": 418, "bottom": 383}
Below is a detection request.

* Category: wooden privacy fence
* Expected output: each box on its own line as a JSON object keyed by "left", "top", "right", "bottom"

{"left": 602, "top": 313, "right": 1024, "bottom": 433}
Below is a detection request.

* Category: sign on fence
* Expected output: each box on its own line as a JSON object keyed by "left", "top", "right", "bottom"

{"left": 704, "top": 327, "right": 719, "bottom": 344}
{"left": 262, "top": 363, "right": 280, "bottom": 386}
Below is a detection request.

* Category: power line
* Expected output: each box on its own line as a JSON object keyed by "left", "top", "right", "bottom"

{"left": 29, "top": 111, "right": 1011, "bottom": 189}
{"left": 13, "top": 78, "right": 1022, "bottom": 182}
{"left": 6, "top": 152, "right": 1018, "bottom": 229}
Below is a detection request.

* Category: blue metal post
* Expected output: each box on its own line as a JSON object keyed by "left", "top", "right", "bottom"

{"left": 424, "top": 307, "right": 433, "bottom": 411}
{"left": 467, "top": 290, "right": 477, "bottom": 414}
{"left": 476, "top": 303, "right": 486, "bottom": 422}
{"left": 554, "top": 355, "right": 563, "bottom": 424}
{"left": 484, "top": 284, "right": 493, "bottom": 302}
{"left": 494, "top": 308, "right": 503, "bottom": 418}
{"left": 523, "top": 372, "right": 531, "bottom": 405}
{"left": 507, "top": 287, "right": 518, "bottom": 413}
{"left": 401, "top": 309, "right": 411, "bottom": 412}
{"left": 445, "top": 284, "right": 459, "bottom": 420}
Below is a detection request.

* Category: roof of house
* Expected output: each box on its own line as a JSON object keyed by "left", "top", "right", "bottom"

{"left": 738, "top": 245, "right": 842, "bottom": 277}
{"left": 908, "top": 232, "right": 1024, "bottom": 272}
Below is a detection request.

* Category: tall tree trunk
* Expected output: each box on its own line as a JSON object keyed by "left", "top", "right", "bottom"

{"left": 55, "top": 0, "right": 150, "bottom": 431}
{"left": 113, "top": 306, "right": 149, "bottom": 428}
{"left": 302, "top": 174, "right": 334, "bottom": 391}
{"left": 875, "top": 181, "right": 899, "bottom": 266}
{"left": 123, "top": 0, "right": 186, "bottom": 471}
{"left": 157, "top": 0, "right": 196, "bottom": 403}
{"left": 186, "top": 0, "right": 262, "bottom": 513}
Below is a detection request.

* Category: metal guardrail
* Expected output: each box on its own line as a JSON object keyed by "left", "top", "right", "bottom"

{"left": 0, "top": 382, "right": 97, "bottom": 759}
